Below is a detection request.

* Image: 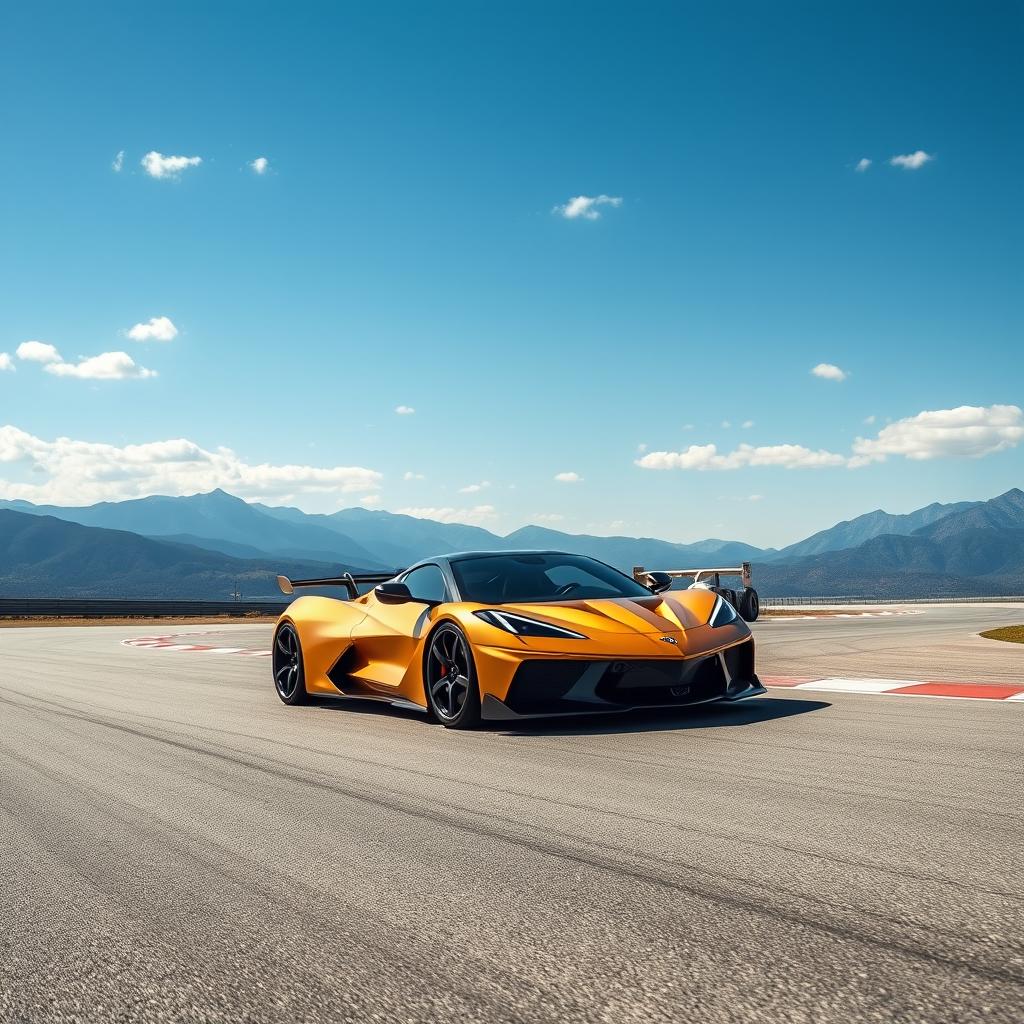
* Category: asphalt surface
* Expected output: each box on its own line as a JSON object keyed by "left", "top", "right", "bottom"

{"left": 1, "top": 605, "right": 1022, "bottom": 1023}
{"left": 760, "top": 603, "right": 1024, "bottom": 684}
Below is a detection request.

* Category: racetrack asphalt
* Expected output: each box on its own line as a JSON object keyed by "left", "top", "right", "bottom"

{"left": 1, "top": 604, "right": 1022, "bottom": 1023}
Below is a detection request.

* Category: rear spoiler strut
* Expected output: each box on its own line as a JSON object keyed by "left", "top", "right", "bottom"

{"left": 276, "top": 571, "right": 402, "bottom": 600}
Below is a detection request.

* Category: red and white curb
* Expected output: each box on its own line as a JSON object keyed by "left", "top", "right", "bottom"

{"left": 121, "top": 634, "right": 271, "bottom": 657}
{"left": 763, "top": 676, "right": 1024, "bottom": 702}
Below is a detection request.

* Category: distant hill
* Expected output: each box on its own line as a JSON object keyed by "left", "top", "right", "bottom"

{"left": 255, "top": 504, "right": 502, "bottom": 568}
{"left": 759, "top": 490, "right": 1024, "bottom": 596}
{"left": 0, "top": 509, "right": 345, "bottom": 599}
{"left": 147, "top": 533, "right": 272, "bottom": 560}
{"left": 500, "top": 525, "right": 766, "bottom": 571}
{"left": 2, "top": 486, "right": 1021, "bottom": 599}
{"left": 914, "top": 488, "right": 1024, "bottom": 541}
{"left": 767, "top": 499, "right": 981, "bottom": 561}
{"left": 255, "top": 505, "right": 769, "bottom": 570}
{"left": 1, "top": 490, "right": 769, "bottom": 585}
{"left": 0, "top": 489, "right": 386, "bottom": 569}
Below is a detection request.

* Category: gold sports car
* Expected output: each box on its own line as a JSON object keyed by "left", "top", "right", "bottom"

{"left": 273, "top": 550, "right": 765, "bottom": 728}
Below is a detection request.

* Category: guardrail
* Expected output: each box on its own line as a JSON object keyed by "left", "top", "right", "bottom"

{"left": 0, "top": 599, "right": 290, "bottom": 618}
{"left": 763, "top": 595, "right": 1024, "bottom": 606}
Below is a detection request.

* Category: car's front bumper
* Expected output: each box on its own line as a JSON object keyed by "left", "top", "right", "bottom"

{"left": 478, "top": 638, "right": 765, "bottom": 720}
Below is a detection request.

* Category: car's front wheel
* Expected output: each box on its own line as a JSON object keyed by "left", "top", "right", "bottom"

{"left": 273, "top": 621, "right": 309, "bottom": 705}
{"left": 425, "top": 623, "right": 481, "bottom": 729}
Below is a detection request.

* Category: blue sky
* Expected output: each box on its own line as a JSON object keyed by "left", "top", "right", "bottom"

{"left": 0, "top": 1, "right": 1020, "bottom": 548}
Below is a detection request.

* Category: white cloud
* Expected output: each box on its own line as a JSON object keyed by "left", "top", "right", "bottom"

{"left": 127, "top": 316, "right": 178, "bottom": 343}
{"left": 721, "top": 420, "right": 732, "bottom": 429}
{"left": 635, "top": 404, "right": 1024, "bottom": 475}
{"left": 554, "top": 471, "right": 583, "bottom": 483}
{"left": 0, "top": 425, "right": 383, "bottom": 506}
{"left": 855, "top": 158, "right": 871, "bottom": 173}
{"left": 395, "top": 504, "right": 497, "bottom": 525}
{"left": 636, "top": 443, "right": 846, "bottom": 471}
{"left": 359, "top": 494, "right": 382, "bottom": 507}
{"left": 890, "top": 150, "right": 934, "bottom": 170}
{"left": 683, "top": 423, "right": 695, "bottom": 430}
{"left": 403, "top": 471, "right": 425, "bottom": 481}
{"left": 0, "top": 353, "right": 13, "bottom": 372}
{"left": 250, "top": 156, "right": 269, "bottom": 175}
{"left": 141, "top": 151, "right": 202, "bottom": 179}
{"left": 395, "top": 405, "right": 415, "bottom": 415}
{"left": 552, "top": 195, "right": 623, "bottom": 220}
{"left": 747, "top": 494, "right": 764, "bottom": 502}
{"left": 458, "top": 481, "right": 490, "bottom": 493}
{"left": 741, "top": 420, "right": 755, "bottom": 429}
{"left": 535, "top": 513, "right": 565, "bottom": 523}
{"left": 850, "top": 404, "right": 1024, "bottom": 466}
{"left": 16, "top": 341, "right": 155, "bottom": 380}
{"left": 811, "top": 362, "right": 848, "bottom": 381}
{"left": 44, "top": 351, "right": 157, "bottom": 380}
{"left": 112, "top": 150, "right": 124, "bottom": 172}
{"left": 864, "top": 414, "right": 876, "bottom": 425}
{"left": 16, "top": 340, "right": 61, "bottom": 364}
{"left": 636, "top": 442, "right": 648, "bottom": 453}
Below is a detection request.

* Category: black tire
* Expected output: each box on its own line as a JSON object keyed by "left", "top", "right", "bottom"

{"left": 424, "top": 623, "right": 481, "bottom": 729}
{"left": 272, "top": 621, "right": 309, "bottom": 705}
{"left": 738, "top": 587, "right": 760, "bottom": 622}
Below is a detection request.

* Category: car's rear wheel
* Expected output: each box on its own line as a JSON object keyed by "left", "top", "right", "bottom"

{"left": 425, "top": 623, "right": 481, "bottom": 729}
{"left": 738, "top": 587, "right": 760, "bottom": 622}
{"left": 273, "top": 622, "right": 309, "bottom": 705}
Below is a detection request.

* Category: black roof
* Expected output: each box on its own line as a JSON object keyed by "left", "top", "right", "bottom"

{"left": 443, "top": 549, "right": 561, "bottom": 562}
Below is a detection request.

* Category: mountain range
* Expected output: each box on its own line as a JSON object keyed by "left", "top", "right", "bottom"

{"left": 0, "top": 509, "right": 360, "bottom": 600}
{"left": 0, "top": 487, "right": 1021, "bottom": 599}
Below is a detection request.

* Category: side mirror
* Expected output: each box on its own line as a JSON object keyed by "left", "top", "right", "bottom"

{"left": 375, "top": 582, "right": 414, "bottom": 604}
{"left": 646, "top": 571, "right": 673, "bottom": 594}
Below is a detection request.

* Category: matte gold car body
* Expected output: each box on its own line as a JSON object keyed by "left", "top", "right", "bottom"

{"left": 276, "top": 581, "right": 759, "bottom": 716}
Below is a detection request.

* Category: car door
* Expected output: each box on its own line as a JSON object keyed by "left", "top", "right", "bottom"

{"left": 349, "top": 564, "right": 450, "bottom": 693}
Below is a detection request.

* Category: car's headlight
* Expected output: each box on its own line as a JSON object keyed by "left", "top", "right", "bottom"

{"left": 474, "top": 610, "right": 587, "bottom": 639}
{"left": 708, "top": 595, "right": 738, "bottom": 627}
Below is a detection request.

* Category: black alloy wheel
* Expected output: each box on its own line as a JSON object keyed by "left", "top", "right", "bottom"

{"left": 273, "top": 622, "right": 308, "bottom": 705}
{"left": 425, "top": 624, "right": 481, "bottom": 729}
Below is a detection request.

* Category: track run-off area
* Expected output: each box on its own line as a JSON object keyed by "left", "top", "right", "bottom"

{"left": 1, "top": 603, "right": 1022, "bottom": 1023}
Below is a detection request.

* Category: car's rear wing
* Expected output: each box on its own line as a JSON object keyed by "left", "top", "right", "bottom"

{"left": 276, "top": 571, "right": 401, "bottom": 600}
{"left": 632, "top": 561, "right": 752, "bottom": 590}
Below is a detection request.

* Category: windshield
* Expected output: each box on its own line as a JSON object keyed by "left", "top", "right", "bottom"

{"left": 450, "top": 552, "right": 653, "bottom": 604}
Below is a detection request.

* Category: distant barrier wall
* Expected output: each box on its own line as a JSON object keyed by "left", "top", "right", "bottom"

{"left": 762, "top": 595, "right": 1024, "bottom": 606}
{"left": 0, "top": 599, "right": 290, "bottom": 618}
{"left": 1, "top": 595, "right": 1022, "bottom": 618}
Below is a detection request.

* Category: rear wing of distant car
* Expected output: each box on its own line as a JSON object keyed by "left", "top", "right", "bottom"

{"left": 631, "top": 562, "right": 753, "bottom": 590}
{"left": 631, "top": 562, "right": 760, "bottom": 621}
{"left": 277, "top": 571, "right": 400, "bottom": 600}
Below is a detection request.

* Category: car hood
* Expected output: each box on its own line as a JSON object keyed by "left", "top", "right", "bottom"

{"left": 496, "top": 589, "right": 718, "bottom": 635}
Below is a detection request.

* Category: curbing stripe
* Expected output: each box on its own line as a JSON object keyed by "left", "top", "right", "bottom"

{"left": 787, "top": 678, "right": 911, "bottom": 694}
{"left": 889, "top": 681, "right": 1024, "bottom": 700}
{"left": 763, "top": 675, "right": 1024, "bottom": 702}
{"left": 121, "top": 634, "right": 272, "bottom": 659}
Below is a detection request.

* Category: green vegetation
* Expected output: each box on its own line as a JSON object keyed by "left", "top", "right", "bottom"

{"left": 980, "top": 625, "right": 1024, "bottom": 644}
